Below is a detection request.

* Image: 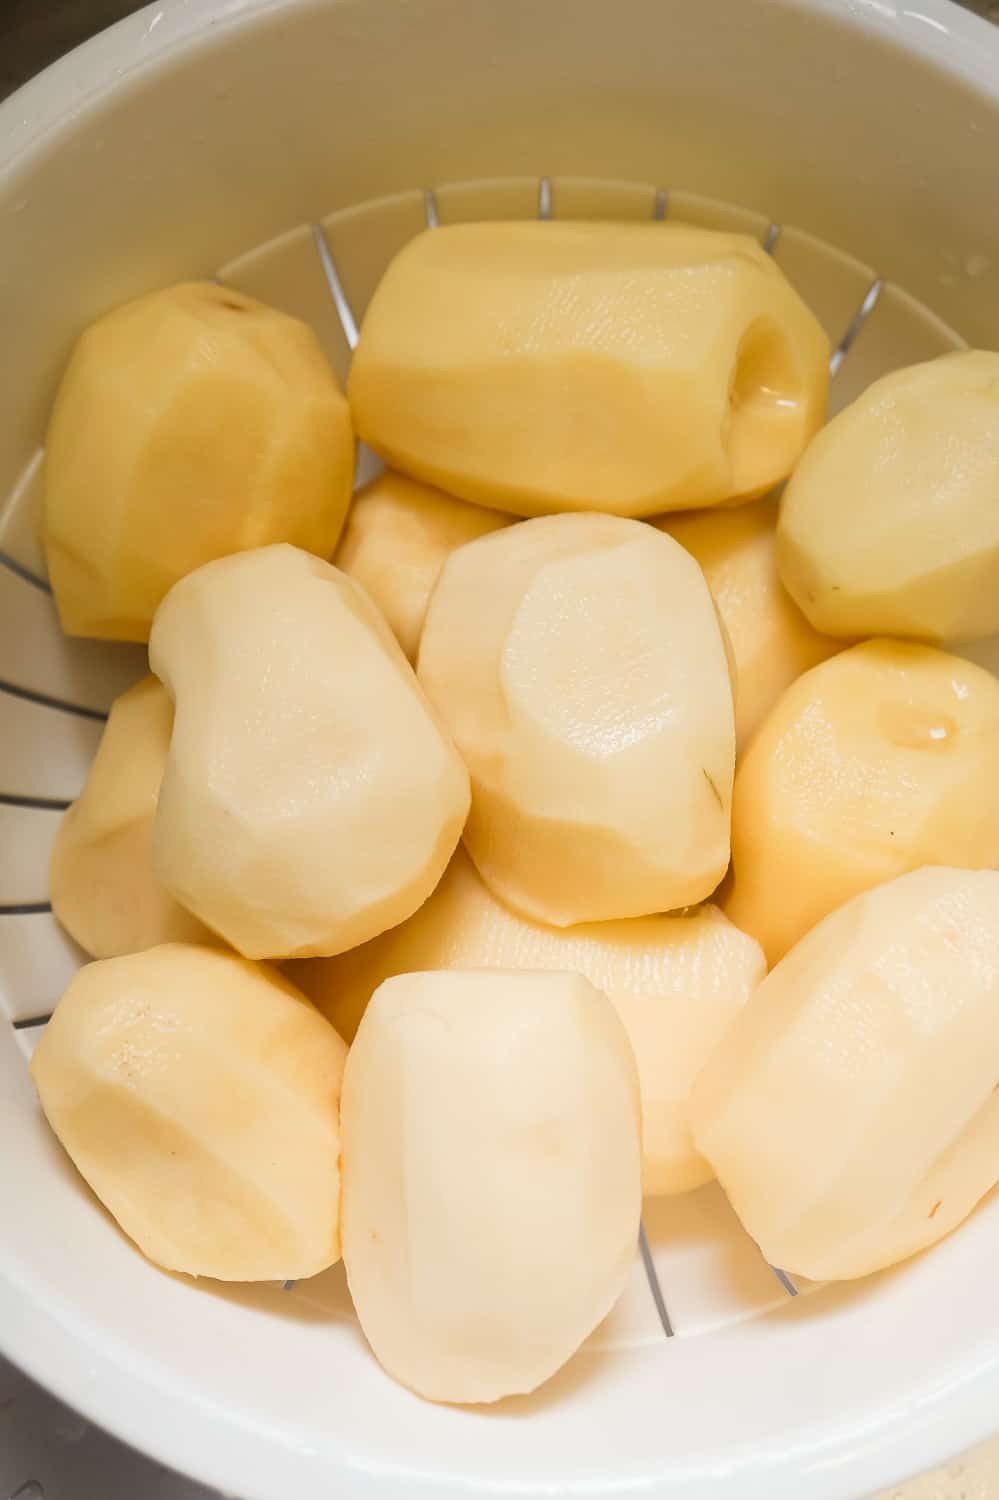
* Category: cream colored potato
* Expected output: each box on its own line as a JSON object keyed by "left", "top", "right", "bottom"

{"left": 50, "top": 676, "right": 213, "bottom": 958}
{"left": 31, "top": 943, "right": 346, "bottom": 1281}
{"left": 341, "top": 969, "right": 641, "bottom": 1402}
{"left": 44, "top": 282, "right": 355, "bottom": 641}
{"left": 149, "top": 544, "right": 470, "bottom": 960}
{"left": 778, "top": 351, "right": 999, "bottom": 644}
{"left": 725, "top": 640, "right": 999, "bottom": 964}
{"left": 349, "top": 222, "right": 829, "bottom": 517}
{"left": 692, "top": 867, "right": 999, "bottom": 1281}
{"left": 292, "top": 848, "right": 764, "bottom": 1195}
{"left": 417, "top": 514, "right": 735, "bottom": 925}
{"left": 335, "top": 470, "right": 512, "bottom": 661}
{"left": 657, "top": 498, "right": 841, "bottom": 749}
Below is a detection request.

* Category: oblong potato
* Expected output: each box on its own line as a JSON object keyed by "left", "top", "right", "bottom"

{"left": 692, "top": 867, "right": 999, "bottom": 1281}
{"left": 291, "top": 848, "right": 764, "bottom": 1195}
{"left": 417, "top": 514, "right": 735, "bottom": 925}
{"left": 778, "top": 350, "right": 999, "bottom": 644}
{"left": 349, "top": 222, "right": 829, "bottom": 517}
{"left": 31, "top": 943, "right": 346, "bottom": 1281}
{"left": 341, "top": 968, "right": 641, "bottom": 1402}
{"left": 149, "top": 544, "right": 470, "bottom": 960}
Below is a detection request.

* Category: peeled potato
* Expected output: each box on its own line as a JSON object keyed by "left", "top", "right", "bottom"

{"left": 417, "top": 514, "right": 735, "bottom": 925}
{"left": 335, "top": 470, "right": 512, "bottom": 660}
{"left": 292, "top": 848, "right": 764, "bottom": 1195}
{"left": 341, "top": 969, "right": 641, "bottom": 1402}
{"left": 656, "top": 497, "right": 841, "bottom": 749}
{"left": 725, "top": 639, "right": 999, "bottom": 964}
{"left": 692, "top": 867, "right": 999, "bottom": 1280}
{"left": 349, "top": 222, "right": 829, "bottom": 517}
{"left": 149, "top": 544, "right": 470, "bottom": 959}
{"left": 778, "top": 350, "right": 999, "bottom": 644}
{"left": 50, "top": 676, "right": 212, "bottom": 958}
{"left": 30, "top": 944, "right": 346, "bottom": 1281}
{"left": 44, "top": 282, "right": 355, "bottom": 641}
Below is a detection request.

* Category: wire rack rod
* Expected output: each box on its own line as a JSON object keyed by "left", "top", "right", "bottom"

{"left": 310, "top": 222, "right": 359, "bottom": 352}
{"left": 829, "top": 276, "right": 884, "bottom": 376}
{"left": 0, "top": 552, "right": 50, "bottom": 594}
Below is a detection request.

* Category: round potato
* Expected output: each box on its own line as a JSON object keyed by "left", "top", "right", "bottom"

{"left": 725, "top": 639, "right": 999, "bottom": 964}
{"left": 778, "top": 350, "right": 999, "bottom": 644}
{"left": 341, "top": 968, "right": 641, "bottom": 1402}
{"left": 150, "top": 544, "right": 470, "bottom": 959}
{"left": 417, "top": 513, "right": 735, "bottom": 925}
{"left": 31, "top": 944, "right": 346, "bottom": 1281}
{"left": 44, "top": 281, "right": 355, "bottom": 641}
{"left": 693, "top": 867, "right": 999, "bottom": 1280}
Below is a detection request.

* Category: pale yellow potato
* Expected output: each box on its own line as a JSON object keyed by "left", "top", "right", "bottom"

{"left": 335, "top": 470, "right": 512, "bottom": 660}
{"left": 726, "top": 639, "right": 999, "bottom": 965}
{"left": 44, "top": 282, "right": 355, "bottom": 641}
{"left": 778, "top": 351, "right": 999, "bottom": 644}
{"left": 417, "top": 514, "right": 735, "bottom": 925}
{"left": 292, "top": 848, "right": 764, "bottom": 1195}
{"left": 31, "top": 943, "right": 346, "bottom": 1281}
{"left": 149, "top": 544, "right": 470, "bottom": 960}
{"left": 50, "top": 676, "right": 213, "bottom": 958}
{"left": 692, "top": 867, "right": 999, "bottom": 1281}
{"left": 656, "top": 497, "right": 842, "bottom": 749}
{"left": 349, "top": 222, "right": 829, "bottom": 517}
{"left": 341, "top": 969, "right": 641, "bottom": 1402}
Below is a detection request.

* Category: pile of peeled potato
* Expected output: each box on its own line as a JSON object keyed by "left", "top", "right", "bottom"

{"left": 31, "top": 222, "right": 999, "bottom": 1405}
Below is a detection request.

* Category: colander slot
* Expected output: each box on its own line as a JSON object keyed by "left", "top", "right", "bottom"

{"left": 0, "top": 908, "right": 84, "bottom": 1023}
{"left": 654, "top": 189, "right": 668, "bottom": 221}
{"left": 424, "top": 189, "right": 440, "bottom": 229}
{"left": 0, "top": 694, "right": 103, "bottom": 805}
{"left": 0, "top": 903, "right": 51, "bottom": 917}
{"left": 538, "top": 176, "right": 553, "bottom": 220}
{"left": 762, "top": 222, "right": 782, "bottom": 255}
{"left": 0, "top": 806, "right": 60, "bottom": 907}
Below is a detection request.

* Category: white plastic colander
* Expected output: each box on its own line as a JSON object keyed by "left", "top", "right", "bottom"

{"left": 3, "top": 2, "right": 999, "bottom": 1497}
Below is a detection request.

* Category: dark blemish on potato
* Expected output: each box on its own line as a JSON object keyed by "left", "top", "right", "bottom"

{"left": 929, "top": 1200, "right": 942, "bottom": 1219}
{"left": 703, "top": 768, "right": 723, "bottom": 809}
